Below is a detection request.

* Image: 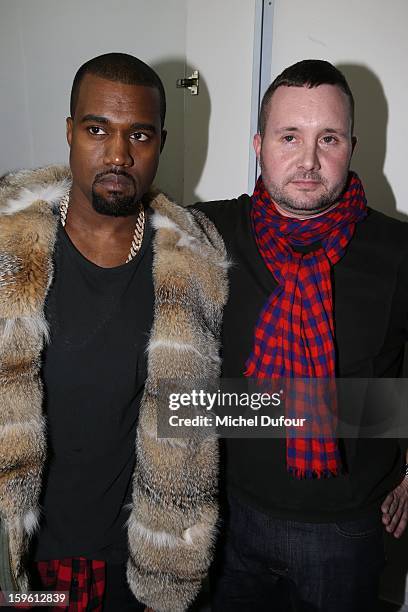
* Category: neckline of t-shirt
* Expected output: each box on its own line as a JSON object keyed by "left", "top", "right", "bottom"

{"left": 58, "top": 208, "right": 153, "bottom": 275}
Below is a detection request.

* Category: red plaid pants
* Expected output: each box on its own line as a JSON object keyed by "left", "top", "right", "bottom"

{"left": 36, "top": 558, "right": 105, "bottom": 611}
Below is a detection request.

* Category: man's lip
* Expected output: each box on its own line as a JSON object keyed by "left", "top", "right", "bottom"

{"left": 96, "top": 174, "right": 133, "bottom": 189}
{"left": 291, "top": 180, "right": 321, "bottom": 189}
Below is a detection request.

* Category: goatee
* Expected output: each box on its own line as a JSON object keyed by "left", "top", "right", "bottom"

{"left": 91, "top": 191, "right": 141, "bottom": 217}
{"left": 91, "top": 170, "right": 140, "bottom": 217}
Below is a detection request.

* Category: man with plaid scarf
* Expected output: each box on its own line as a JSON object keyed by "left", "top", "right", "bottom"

{"left": 195, "top": 60, "right": 408, "bottom": 611}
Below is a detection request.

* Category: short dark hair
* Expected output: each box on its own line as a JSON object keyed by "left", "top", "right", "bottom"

{"left": 70, "top": 52, "right": 166, "bottom": 128}
{"left": 259, "top": 59, "right": 354, "bottom": 135}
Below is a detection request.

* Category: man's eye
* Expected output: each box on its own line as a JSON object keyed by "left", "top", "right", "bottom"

{"left": 88, "top": 126, "right": 106, "bottom": 135}
{"left": 283, "top": 135, "right": 295, "bottom": 142}
{"left": 322, "top": 135, "right": 336, "bottom": 144}
{"left": 130, "top": 132, "right": 149, "bottom": 142}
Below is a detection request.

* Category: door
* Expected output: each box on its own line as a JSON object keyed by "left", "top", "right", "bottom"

{"left": 181, "top": 0, "right": 258, "bottom": 204}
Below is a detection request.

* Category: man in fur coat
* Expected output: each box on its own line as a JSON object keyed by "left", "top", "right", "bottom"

{"left": 0, "top": 53, "right": 227, "bottom": 612}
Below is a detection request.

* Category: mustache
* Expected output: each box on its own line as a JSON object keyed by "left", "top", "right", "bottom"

{"left": 259, "top": 158, "right": 326, "bottom": 185}
{"left": 93, "top": 169, "right": 136, "bottom": 187}
{"left": 286, "top": 171, "right": 328, "bottom": 184}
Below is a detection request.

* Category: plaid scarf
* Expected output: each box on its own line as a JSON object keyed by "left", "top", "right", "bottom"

{"left": 246, "top": 172, "right": 367, "bottom": 478}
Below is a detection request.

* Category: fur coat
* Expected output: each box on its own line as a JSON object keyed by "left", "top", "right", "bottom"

{"left": 0, "top": 165, "right": 228, "bottom": 611}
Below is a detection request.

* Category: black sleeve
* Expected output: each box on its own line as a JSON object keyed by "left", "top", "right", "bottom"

{"left": 190, "top": 195, "right": 251, "bottom": 239}
{"left": 190, "top": 200, "right": 234, "bottom": 231}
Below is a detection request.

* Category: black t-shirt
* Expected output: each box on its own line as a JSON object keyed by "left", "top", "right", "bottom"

{"left": 195, "top": 195, "right": 408, "bottom": 522}
{"left": 33, "top": 214, "right": 154, "bottom": 562}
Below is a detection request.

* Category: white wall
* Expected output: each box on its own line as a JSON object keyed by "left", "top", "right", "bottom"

{"left": 0, "top": 0, "right": 187, "bottom": 201}
{"left": 268, "top": 0, "right": 408, "bottom": 219}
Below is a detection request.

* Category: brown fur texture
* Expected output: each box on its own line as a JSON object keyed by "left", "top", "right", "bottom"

{"left": 0, "top": 166, "right": 228, "bottom": 609}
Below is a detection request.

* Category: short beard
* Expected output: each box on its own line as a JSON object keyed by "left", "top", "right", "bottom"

{"left": 261, "top": 161, "right": 348, "bottom": 215}
{"left": 91, "top": 191, "right": 140, "bottom": 217}
{"left": 91, "top": 171, "right": 140, "bottom": 217}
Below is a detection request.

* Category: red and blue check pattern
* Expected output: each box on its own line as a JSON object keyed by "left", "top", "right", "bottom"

{"left": 246, "top": 173, "right": 367, "bottom": 477}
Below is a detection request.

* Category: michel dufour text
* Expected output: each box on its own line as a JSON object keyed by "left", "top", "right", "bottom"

{"left": 167, "top": 390, "right": 307, "bottom": 429}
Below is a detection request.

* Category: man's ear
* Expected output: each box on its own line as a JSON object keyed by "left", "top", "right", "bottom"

{"left": 253, "top": 133, "right": 262, "bottom": 161}
{"left": 160, "top": 129, "right": 167, "bottom": 153}
{"left": 66, "top": 117, "right": 73, "bottom": 147}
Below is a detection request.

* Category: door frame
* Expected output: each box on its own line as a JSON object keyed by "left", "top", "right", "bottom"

{"left": 248, "top": 0, "right": 275, "bottom": 192}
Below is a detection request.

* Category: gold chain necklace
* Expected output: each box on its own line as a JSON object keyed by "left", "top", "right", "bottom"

{"left": 59, "top": 193, "right": 145, "bottom": 264}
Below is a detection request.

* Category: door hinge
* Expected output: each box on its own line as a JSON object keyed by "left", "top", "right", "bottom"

{"left": 176, "top": 70, "right": 199, "bottom": 95}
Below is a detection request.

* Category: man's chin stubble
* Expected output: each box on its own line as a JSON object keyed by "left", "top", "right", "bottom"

{"left": 278, "top": 196, "right": 334, "bottom": 214}
{"left": 91, "top": 192, "right": 140, "bottom": 218}
{"left": 266, "top": 181, "right": 347, "bottom": 215}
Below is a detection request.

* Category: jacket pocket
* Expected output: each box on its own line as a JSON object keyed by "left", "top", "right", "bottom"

{"left": 0, "top": 518, "right": 18, "bottom": 592}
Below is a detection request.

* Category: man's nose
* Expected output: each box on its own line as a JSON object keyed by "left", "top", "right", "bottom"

{"left": 103, "top": 134, "right": 133, "bottom": 167}
{"left": 297, "top": 141, "right": 320, "bottom": 172}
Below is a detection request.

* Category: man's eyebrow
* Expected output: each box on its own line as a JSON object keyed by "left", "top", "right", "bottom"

{"left": 129, "top": 122, "right": 157, "bottom": 134}
{"left": 81, "top": 114, "right": 109, "bottom": 124}
{"left": 80, "top": 115, "right": 157, "bottom": 133}
{"left": 275, "top": 126, "right": 299, "bottom": 133}
{"left": 321, "top": 127, "right": 348, "bottom": 136}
